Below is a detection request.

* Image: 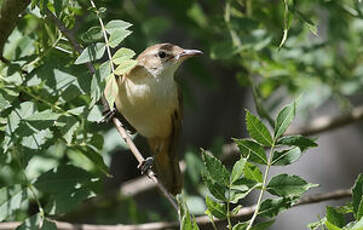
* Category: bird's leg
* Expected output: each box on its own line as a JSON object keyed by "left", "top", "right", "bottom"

{"left": 98, "top": 107, "right": 117, "bottom": 124}
{"left": 98, "top": 96, "right": 118, "bottom": 124}
{"left": 137, "top": 157, "right": 154, "bottom": 176}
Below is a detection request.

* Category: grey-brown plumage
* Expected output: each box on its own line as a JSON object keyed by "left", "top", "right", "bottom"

{"left": 105, "top": 43, "right": 202, "bottom": 195}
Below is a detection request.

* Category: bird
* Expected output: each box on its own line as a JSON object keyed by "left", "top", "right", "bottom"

{"left": 104, "top": 43, "right": 203, "bottom": 195}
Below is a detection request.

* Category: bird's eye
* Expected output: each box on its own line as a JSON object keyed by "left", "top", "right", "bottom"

{"left": 158, "top": 51, "right": 167, "bottom": 58}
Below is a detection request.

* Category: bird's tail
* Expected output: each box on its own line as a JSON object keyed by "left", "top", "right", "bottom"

{"left": 148, "top": 137, "right": 182, "bottom": 195}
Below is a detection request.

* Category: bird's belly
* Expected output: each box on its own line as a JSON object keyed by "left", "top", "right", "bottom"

{"left": 115, "top": 78, "right": 178, "bottom": 138}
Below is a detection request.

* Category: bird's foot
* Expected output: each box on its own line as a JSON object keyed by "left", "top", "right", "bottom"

{"left": 97, "top": 107, "right": 117, "bottom": 124}
{"left": 137, "top": 157, "right": 154, "bottom": 176}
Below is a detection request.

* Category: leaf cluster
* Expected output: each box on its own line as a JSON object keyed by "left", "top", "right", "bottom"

{"left": 0, "top": 1, "right": 137, "bottom": 228}
{"left": 308, "top": 174, "right": 363, "bottom": 230}
{"left": 194, "top": 101, "right": 318, "bottom": 230}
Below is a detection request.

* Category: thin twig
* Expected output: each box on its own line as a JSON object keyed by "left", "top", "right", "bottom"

{"left": 112, "top": 118, "right": 178, "bottom": 210}
{"left": 0, "top": 0, "right": 30, "bottom": 55}
{"left": 118, "top": 103, "right": 363, "bottom": 197}
{"left": 44, "top": 8, "right": 95, "bottom": 74}
{"left": 89, "top": 0, "right": 115, "bottom": 73}
{"left": 45, "top": 8, "right": 178, "bottom": 210}
{"left": 0, "top": 189, "right": 351, "bottom": 230}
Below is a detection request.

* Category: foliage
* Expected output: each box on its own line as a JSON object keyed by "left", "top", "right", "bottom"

{"left": 179, "top": 101, "right": 318, "bottom": 229}
{"left": 308, "top": 174, "right": 363, "bottom": 230}
{"left": 0, "top": 0, "right": 136, "bottom": 227}
{"left": 0, "top": 0, "right": 362, "bottom": 229}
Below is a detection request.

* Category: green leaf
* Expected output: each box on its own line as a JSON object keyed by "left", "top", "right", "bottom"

{"left": 20, "top": 124, "right": 53, "bottom": 150}
{"left": 358, "top": 198, "right": 363, "bottom": 221}
{"left": 205, "top": 196, "right": 226, "bottom": 219}
{"left": 243, "top": 162, "right": 263, "bottom": 183}
{"left": 258, "top": 197, "right": 294, "bottom": 218}
{"left": 87, "top": 105, "right": 103, "bottom": 122}
{"left": 57, "top": 116, "right": 80, "bottom": 144}
{"left": 230, "top": 157, "right": 247, "bottom": 184}
{"left": 90, "top": 61, "right": 110, "bottom": 108}
{"left": 231, "top": 178, "right": 258, "bottom": 192}
{"left": 0, "top": 185, "right": 28, "bottom": 221}
{"left": 201, "top": 150, "right": 230, "bottom": 186}
{"left": 45, "top": 186, "right": 96, "bottom": 215}
{"left": 353, "top": 174, "right": 363, "bottom": 220}
{"left": 326, "top": 206, "right": 345, "bottom": 228}
{"left": 271, "top": 147, "right": 302, "bottom": 166}
{"left": 203, "top": 173, "right": 226, "bottom": 201}
{"left": 24, "top": 109, "right": 60, "bottom": 121}
{"left": 325, "top": 221, "right": 342, "bottom": 230}
{"left": 112, "top": 48, "right": 136, "bottom": 65}
{"left": 351, "top": 217, "right": 363, "bottom": 230}
{"left": 34, "top": 165, "right": 99, "bottom": 215}
{"left": 278, "top": 0, "right": 289, "bottom": 49}
{"left": 232, "top": 223, "right": 248, "bottom": 230}
{"left": 234, "top": 139, "right": 267, "bottom": 165}
{"left": 114, "top": 59, "right": 138, "bottom": 76}
{"left": 83, "top": 144, "right": 110, "bottom": 176}
{"left": 6, "top": 101, "right": 35, "bottom": 135}
{"left": 74, "top": 43, "right": 105, "bottom": 64}
{"left": 104, "top": 74, "right": 119, "bottom": 110}
{"left": 230, "top": 182, "right": 259, "bottom": 204}
{"left": 246, "top": 110, "right": 273, "bottom": 147}
{"left": 277, "top": 135, "right": 318, "bottom": 151}
{"left": 251, "top": 220, "right": 275, "bottom": 230}
{"left": 81, "top": 26, "right": 103, "bottom": 43}
{"left": 108, "top": 29, "right": 132, "bottom": 48}
{"left": 231, "top": 205, "right": 242, "bottom": 215}
{"left": 267, "top": 174, "right": 318, "bottom": 198}
{"left": 0, "top": 93, "right": 10, "bottom": 112}
{"left": 16, "top": 213, "right": 57, "bottom": 230}
{"left": 274, "top": 102, "right": 296, "bottom": 139}
{"left": 105, "top": 20, "right": 132, "bottom": 34}
{"left": 292, "top": 9, "right": 319, "bottom": 37}
{"left": 308, "top": 218, "right": 326, "bottom": 230}
{"left": 178, "top": 195, "right": 200, "bottom": 230}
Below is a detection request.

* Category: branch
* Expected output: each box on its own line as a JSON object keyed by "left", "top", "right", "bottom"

{"left": 44, "top": 8, "right": 177, "bottom": 211}
{"left": 286, "top": 105, "right": 363, "bottom": 136}
{"left": 119, "top": 105, "right": 363, "bottom": 197}
{"left": 0, "top": 0, "right": 30, "bottom": 57}
{"left": 0, "top": 189, "right": 351, "bottom": 230}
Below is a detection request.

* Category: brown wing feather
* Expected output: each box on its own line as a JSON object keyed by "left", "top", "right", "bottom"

{"left": 147, "top": 86, "right": 183, "bottom": 195}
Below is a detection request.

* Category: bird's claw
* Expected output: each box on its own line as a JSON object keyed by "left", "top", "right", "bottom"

{"left": 137, "top": 157, "right": 154, "bottom": 176}
{"left": 97, "top": 108, "right": 117, "bottom": 124}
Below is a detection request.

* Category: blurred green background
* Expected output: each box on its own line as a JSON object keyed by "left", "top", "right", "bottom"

{"left": 0, "top": 0, "right": 362, "bottom": 229}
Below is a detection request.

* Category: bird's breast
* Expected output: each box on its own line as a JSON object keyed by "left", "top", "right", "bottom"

{"left": 115, "top": 74, "right": 179, "bottom": 138}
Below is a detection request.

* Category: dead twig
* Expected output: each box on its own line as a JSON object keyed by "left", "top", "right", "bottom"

{"left": 45, "top": 8, "right": 178, "bottom": 211}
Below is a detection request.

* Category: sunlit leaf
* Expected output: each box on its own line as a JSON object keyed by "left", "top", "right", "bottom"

{"left": 274, "top": 102, "right": 296, "bottom": 138}
{"left": 234, "top": 139, "right": 267, "bottom": 165}
{"left": 0, "top": 185, "right": 28, "bottom": 221}
{"left": 267, "top": 174, "right": 318, "bottom": 198}
{"left": 205, "top": 196, "right": 226, "bottom": 219}
{"left": 202, "top": 150, "right": 230, "bottom": 186}
{"left": 114, "top": 59, "right": 138, "bottom": 76}
{"left": 230, "top": 157, "right": 247, "bottom": 184}
{"left": 272, "top": 147, "right": 302, "bottom": 166}
{"left": 74, "top": 43, "right": 105, "bottom": 64}
{"left": 105, "top": 20, "right": 132, "bottom": 34}
{"left": 108, "top": 29, "right": 132, "bottom": 48}
{"left": 246, "top": 110, "right": 273, "bottom": 146}
{"left": 112, "top": 48, "right": 136, "bottom": 65}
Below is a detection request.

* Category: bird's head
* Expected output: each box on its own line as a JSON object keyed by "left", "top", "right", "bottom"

{"left": 136, "top": 43, "right": 203, "bottom": 77}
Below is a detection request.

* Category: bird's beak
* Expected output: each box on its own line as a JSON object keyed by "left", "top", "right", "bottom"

{"left": 180, "top": 49, "right": 203, "bottom": 58}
